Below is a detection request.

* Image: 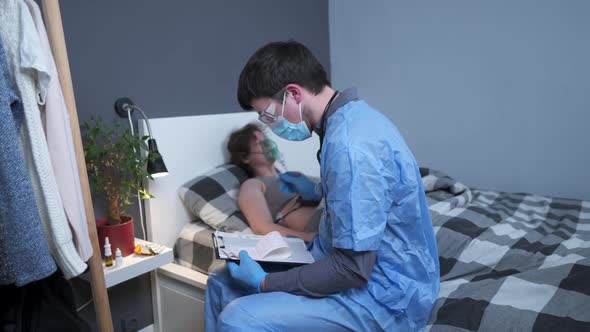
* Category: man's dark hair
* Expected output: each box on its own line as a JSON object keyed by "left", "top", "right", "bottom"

{"left": 237, "top": 40, "right": 330, "bottom": 110}
{"left": 227, "top": 122, "right": 262, "bottom": 177}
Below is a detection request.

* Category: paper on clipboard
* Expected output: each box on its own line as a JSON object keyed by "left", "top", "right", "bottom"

{"left": 213, "top": 230, "right": 315, "bottom": 265}
{"left": 224, "top": 231, "right": 291, "bottom": 260}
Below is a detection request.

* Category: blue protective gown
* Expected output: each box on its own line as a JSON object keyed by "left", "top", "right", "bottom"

{"left": 311, "top": 97, "right": 440, "bottom": 330}
{"left": 205, "top": 92, "right": 440, "bottom": 331}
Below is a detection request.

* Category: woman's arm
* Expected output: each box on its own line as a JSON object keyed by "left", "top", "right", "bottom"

{"left": 238, "top": 179, "right": 315, "bottom": 242}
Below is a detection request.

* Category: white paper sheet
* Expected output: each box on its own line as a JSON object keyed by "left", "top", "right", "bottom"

{"left": 214, "top": 230, "right": 314, "bottom": 264}
{"left": 225, "top": 231, "right": 291, "bottom": 260}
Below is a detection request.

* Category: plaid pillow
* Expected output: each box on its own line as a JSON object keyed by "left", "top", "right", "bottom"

{"left": 178, "top": 164, "right": 249, "bottom": 231}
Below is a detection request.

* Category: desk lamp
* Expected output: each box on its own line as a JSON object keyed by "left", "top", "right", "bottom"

{"left": 114, "top": 97, "right": 168, "bottom": 239}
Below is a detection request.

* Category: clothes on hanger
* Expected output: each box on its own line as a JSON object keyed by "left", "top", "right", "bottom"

{"left": 0, "top": 36, "right": 56, "bottom": 287}
{"left": 0, "top": 0, "right": 86, "bottom": 280}
{"left": 25, "top": 0, "right": 93, "bottom": 262}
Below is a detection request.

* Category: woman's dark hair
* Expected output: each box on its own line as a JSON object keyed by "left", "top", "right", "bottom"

{"left": 237, "top": 40, "right": 331, "bottom": 110}
{"left": 227, "top": 123, "right": 262, "bottom": 177}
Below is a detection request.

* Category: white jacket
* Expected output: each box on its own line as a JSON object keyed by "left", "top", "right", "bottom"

{"left": 25, "top": 0, "right": 93, "bottom": 262}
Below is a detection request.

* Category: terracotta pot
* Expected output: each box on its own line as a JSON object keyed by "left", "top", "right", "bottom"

{"left": 96, "top": 217, "right": 135, "bottom": 257}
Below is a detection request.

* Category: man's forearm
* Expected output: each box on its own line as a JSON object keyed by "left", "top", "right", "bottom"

{"left": 263, "top": 248, "right": 376, "bottom": 297}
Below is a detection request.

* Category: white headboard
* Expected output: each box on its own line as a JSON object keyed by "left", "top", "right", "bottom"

{"left": 140, "top": 113, "right": 320, "bottom": 247}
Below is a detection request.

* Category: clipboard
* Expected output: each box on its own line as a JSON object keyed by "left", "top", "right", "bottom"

{"left": 211, "top": 231, "right": 315, "bottom": 266}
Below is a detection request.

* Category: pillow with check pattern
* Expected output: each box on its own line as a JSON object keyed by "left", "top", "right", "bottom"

{"left": 178, "top": 164, "right": 249, "bottom": 232}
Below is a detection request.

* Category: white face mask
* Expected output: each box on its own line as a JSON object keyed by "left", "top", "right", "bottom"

{"left": 267, "top": 91, "right": 312, "bottom": 141}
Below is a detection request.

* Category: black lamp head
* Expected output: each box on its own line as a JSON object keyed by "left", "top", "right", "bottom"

{"left": 115, "top": 97, "right": 168, "bottom": 178}
{"left": 147, "top": 139, "right": 168, "bottom": 178}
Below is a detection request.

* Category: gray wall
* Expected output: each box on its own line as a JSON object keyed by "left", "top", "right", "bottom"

{"left": 64, "top": 1, "right": 330, "bottom": 123}
{"left": 329, "top": 0, "right": 590, "bottom": 200}
{"left": 56, "top": 1, "right": 329, "bottom": 331}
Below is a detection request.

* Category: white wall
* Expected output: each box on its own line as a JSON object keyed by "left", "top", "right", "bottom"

{"left": 329, "top": 0, "right": 590, "bottom": 200}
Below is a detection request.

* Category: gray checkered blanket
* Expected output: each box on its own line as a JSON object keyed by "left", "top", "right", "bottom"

{"left": 173, "top": 167, "right": 590, "bottom": 330}
{"left": 422, "top": 168, "right": 590, "bottom": 331}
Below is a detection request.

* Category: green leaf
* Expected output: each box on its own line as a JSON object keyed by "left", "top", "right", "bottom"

{"left": 81, "top": 115, "right": 155, "bottom": 218}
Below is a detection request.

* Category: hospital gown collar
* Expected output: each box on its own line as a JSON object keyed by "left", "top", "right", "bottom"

{"left": 313, "top": 87, "right": 359, "bottom": 135}
{"left": 315, "top": 87, "right": 360, "bottom": 164}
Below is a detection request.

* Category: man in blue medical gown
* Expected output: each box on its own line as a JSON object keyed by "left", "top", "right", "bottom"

{"left": 204, "top": 40, "right": 440, "bottom": 331}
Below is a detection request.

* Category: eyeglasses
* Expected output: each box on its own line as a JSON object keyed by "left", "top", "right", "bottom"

{"left": 258, "top": 102, "right": 278, "bottom": 126}
{"left": 257, "top": 89, "right": 286, "bottom": 126}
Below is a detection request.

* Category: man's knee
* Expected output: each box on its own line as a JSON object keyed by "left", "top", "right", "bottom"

{"left": 218, "top": 296, "right": 273, "bottom": 331}
{"left": 218, "top": 300, "right": 251, "bottom": 331}
{"left": 217, "top": 303, "right": 239, "bottom": 330}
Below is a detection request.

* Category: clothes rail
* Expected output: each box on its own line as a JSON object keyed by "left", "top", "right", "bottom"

{"left": 40, "top": 1, "right": 114, "bottom": 331}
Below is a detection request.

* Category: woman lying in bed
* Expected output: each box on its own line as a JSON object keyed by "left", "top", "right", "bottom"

{"left": 227, "top": 123, "right": 318, "bottom": 242}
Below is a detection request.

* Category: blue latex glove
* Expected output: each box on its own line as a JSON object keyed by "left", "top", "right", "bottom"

{"left": 227, "top": 251, "right": 268, "bottom": 293}
{"left": 279, "top": 171, "right": 321, "bottom": 202}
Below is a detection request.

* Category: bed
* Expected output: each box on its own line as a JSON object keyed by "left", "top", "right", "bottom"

{"left": 141, "top": 112, "right": 320, "bottom": 332}
{"left": 142, "top": 113, "right": 590, "bottom": 332}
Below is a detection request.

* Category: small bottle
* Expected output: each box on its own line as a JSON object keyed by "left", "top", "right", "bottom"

{"left": 104, "top": 237, "right": 113, "bottom": 267}
{"left": 115, "top": 248, "right": 123, "bottom": 267}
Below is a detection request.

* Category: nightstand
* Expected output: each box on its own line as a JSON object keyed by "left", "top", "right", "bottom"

{"left": 82, "top": 238, "right": 174, "bottom": 288}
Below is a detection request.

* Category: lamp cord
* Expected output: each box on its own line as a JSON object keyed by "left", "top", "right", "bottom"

{"left": 126, "top": 108, "right": 147, "bottom": 241}
{"left": 127, "top": 104, "right": 153, "bottom": 137}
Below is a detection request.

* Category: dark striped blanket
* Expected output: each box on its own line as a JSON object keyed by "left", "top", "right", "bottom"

{"left": 422, "top": 168, "right": 590, "bottom": 331}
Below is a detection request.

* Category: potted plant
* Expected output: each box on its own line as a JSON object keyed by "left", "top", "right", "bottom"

{"left": 82, "top": 116, "right": 154, "bottom": 257}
